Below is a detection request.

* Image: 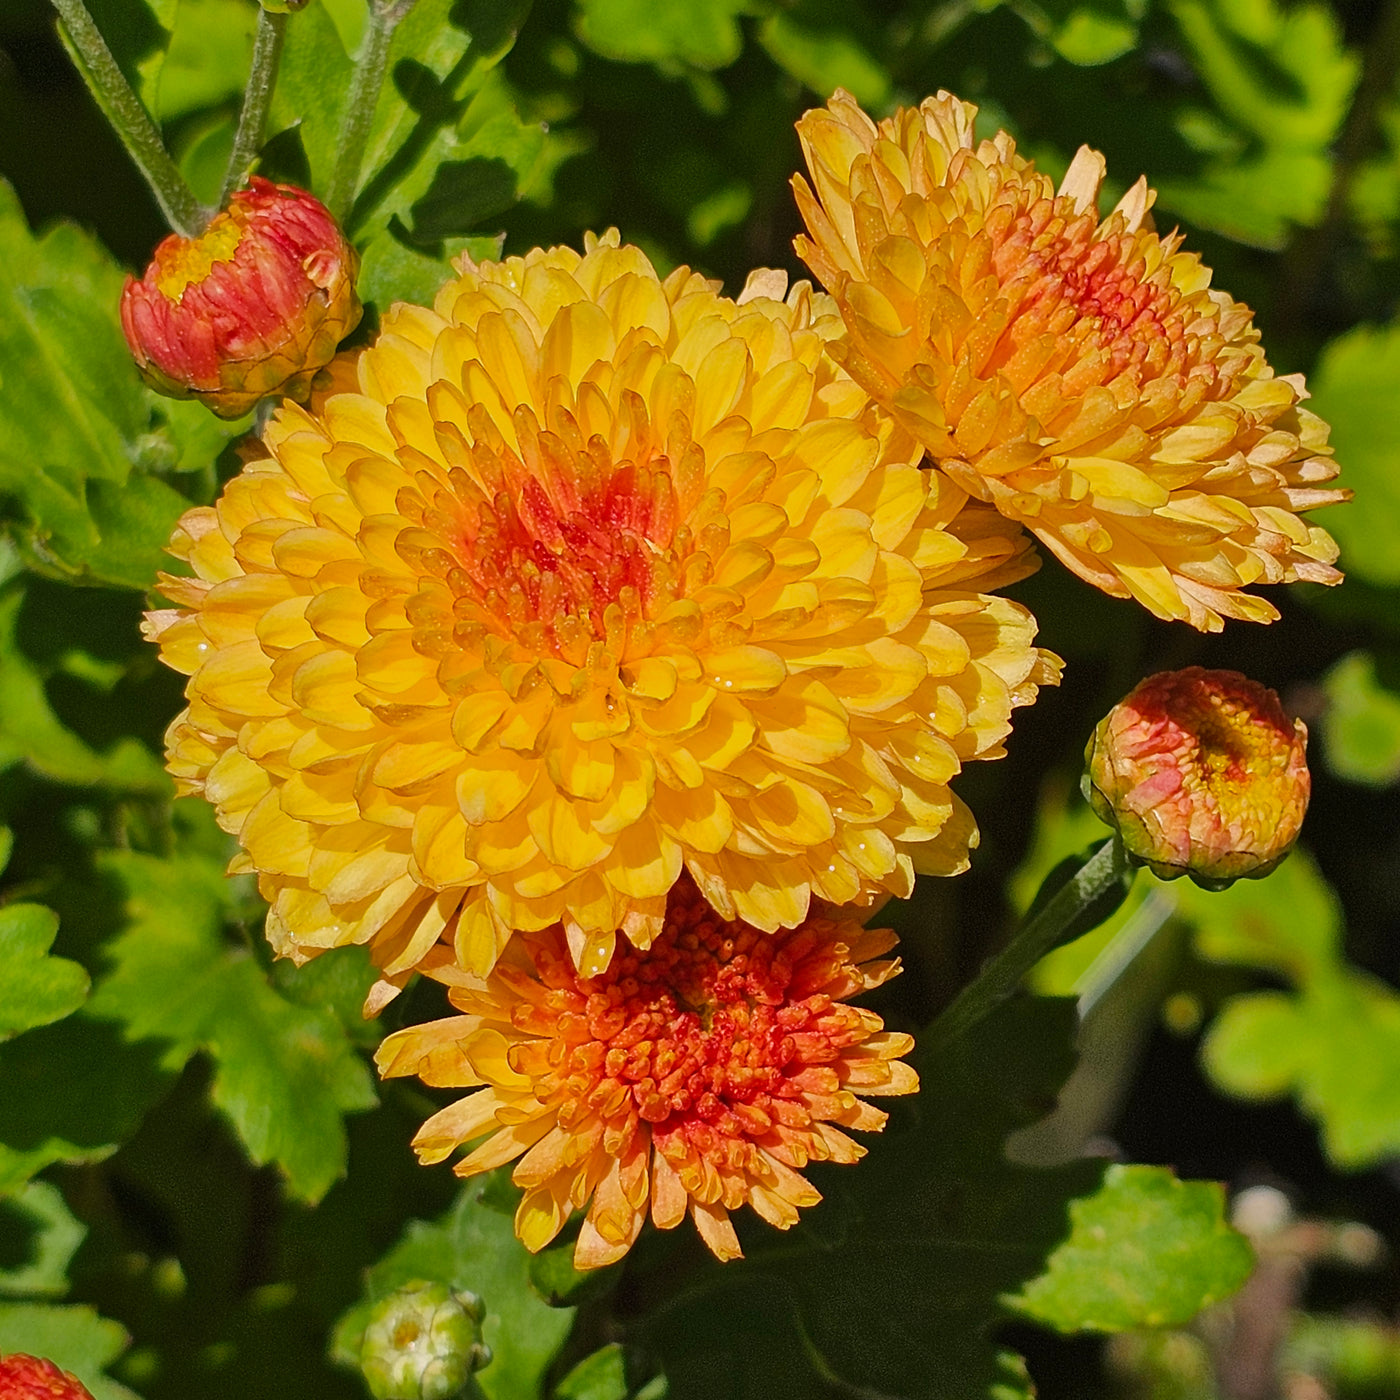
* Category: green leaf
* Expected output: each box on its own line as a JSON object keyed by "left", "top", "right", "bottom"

{"left": 0, "top": 180, "right": 242, "bottom": 589}
{"left": 756, "top": 1, "right": 891, "bottom": 108}
{"left": 0, "top": 1013, "right": 175, "bottom": 1196}
{"left": 87, "top": 842, "right": 377, "bottom": 1203}
{"left": 356, "top": 226, "right": 501, "bottom": 310}
{"left": 1307, "top": 322, "right": 1400, "bottom": 588}
{"left": 0, "top": 901, "right": 89, "bottom": 1040}
{"left": 555, "top": 1344, "right": 629, "bottom": 1400}
{"left": 0, "top": 1302, "right": 139, "bottom": 1400}
{"left": 0, "top": 581, "right": 170, "bottom": 794}
{"left": 575, "top": 0, "right": 750, "bottom": 70}
{"left": 331, "top": 1171, "right": 576, "bottom": 1400}
{"left": 1156, "top": 0, "right": 1358, "bottom": 248}
{"left": 267, "top": 0, "right": 354, "bottom": 191}
{"left": 1008, "top": 1164, "right": 1253, "bottom": 1331}
{"left": 0, "top": 1180, "right": 87, "bottom": 1298}
{"left": 144, "top": 0, "right": 256, "bottom": 124}
{"left": 1319, "top": 651, "right": 1400, "bottom": 788}
{"left": 1204, "top": 977, "right": 1400, "bottom": 1168}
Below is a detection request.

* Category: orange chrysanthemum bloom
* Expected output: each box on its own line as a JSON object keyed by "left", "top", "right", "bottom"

{"left": 146, "top": 232, "right": 1056, "bottom": 989}
{"left": 376, "top": 877, "right": 917, "bottom": 1268}
{"left": 793, "top": 90, "right": 1347, "bottom": 632}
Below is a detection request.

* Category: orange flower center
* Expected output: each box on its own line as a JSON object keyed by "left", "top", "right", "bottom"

{"left": 989, "top": 193, "right": 1200, "bottom": 388}
{"left": 153, "top": 214, "right": 246, "bottom": 302}
{"left": 513, "top": 881, "right": 871, "bottom": 1151}
{"left": 394, "top": 397, "right": 713, "bottom": 664}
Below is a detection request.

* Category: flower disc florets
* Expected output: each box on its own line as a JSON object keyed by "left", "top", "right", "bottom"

{"left": 146, "top": 231, "right": 1056, "bottom": 986}
{"left": 792, "top": 90, "right": 1347, "bottom": 631}
{"left": 376, "top": 877, "right": 917, "bottom": 1267}
{"left": 1085, "top": 667, "right": 1310, "bottom": 888}
{"left": 120, "top": 177, "right": 360, "bottom": 418}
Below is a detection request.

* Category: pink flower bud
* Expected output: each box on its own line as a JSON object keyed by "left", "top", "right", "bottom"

{"left": 120, "top": 178, "right": 360, "bottom": 418}
{"left": 0, "top": 1354, "right": 97, "bottom": 1400}
{"left": 1085, "top": 667, "right": 1311, "bottom": 890}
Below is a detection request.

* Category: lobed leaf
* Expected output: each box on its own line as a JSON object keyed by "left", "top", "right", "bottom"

{"left": 0, "top": 1302, "right": 139, "bottom": 1400}
{"left": 0, "top": 902, "right": 89, "bottom": 1041}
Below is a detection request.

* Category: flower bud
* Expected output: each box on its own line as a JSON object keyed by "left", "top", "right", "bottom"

{"left": 360, "top": 1281, "right": 491, "bottom": 1400}
{"left": 1084, "top": 667, "right": 1310, "bottom": 890}
{"left": 120, "top": 178, "right": 360, "bottom": 418}
{"left": 0, "top": 1354, "right": 97, "bottom": 1400}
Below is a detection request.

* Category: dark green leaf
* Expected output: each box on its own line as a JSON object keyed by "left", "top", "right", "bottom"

{"left": 0, "top": 901, "right": 89, "bottom": 1040}
{"left": 575, "top": 0, "right": 750, "bottom": 70}
{"left": 0, "top": 1181, "right": 87, "bottom": 1298}
{"left": 87, "top": 843, "right": 377, "bottom": 1202}
{"left": 331, "top": 1171, "right": 575, "bottom": 1400}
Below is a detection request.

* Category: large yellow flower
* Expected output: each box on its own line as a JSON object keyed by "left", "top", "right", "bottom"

{"left": 376, "top": 877, "right": 917, "bottom": 1268}
{"left": 793, "top": 90, "right": 1347, "bottom": 632}
{"left": 146, "top": 232, "right": 1056, "bottom": 988}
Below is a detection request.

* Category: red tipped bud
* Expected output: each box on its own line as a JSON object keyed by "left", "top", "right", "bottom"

{"left": 120, "top": 178, "right": 360, "bottom": 418}
{"left": 1085, "top": 667, "right": 1311, "bottom": 890}
{"left": 0, "top": 1354, "right": 97, "bottom": 1400}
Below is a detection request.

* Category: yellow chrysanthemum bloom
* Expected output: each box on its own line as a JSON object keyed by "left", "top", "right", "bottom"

{"left": 792, "top": 90, "right": 1348, "bottom": 632}
{"left": 146, "top": 232, "right": 1056, "bottom": 989}
{"left": 376, "top": 877, "right": 917, "bottom": 1269}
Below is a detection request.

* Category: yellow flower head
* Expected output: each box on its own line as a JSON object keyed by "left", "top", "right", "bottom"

{"left": 376, "top": 876, "right": 917, "bottom": 1268}
{"left": 1085, "top": 666, "right": 1310, "bottom": 889}
{"left": 792, "top": 90, "right": 1348, "bottom": 632}
{"left": 146, "top": 232, "right": 1056, "bottom": 988}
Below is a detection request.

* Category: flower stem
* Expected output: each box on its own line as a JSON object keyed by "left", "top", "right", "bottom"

{"left": 48, "top": 0, "right": 206, "bottom": 236}
{"left": 923, "top": 837, "right": 1135, "bottom": 1055}
{"left": 221, "top": 6, "right": 288, "bottom": 205}
{"left": 324, "top": 0, "right": 417, "bottom": 223}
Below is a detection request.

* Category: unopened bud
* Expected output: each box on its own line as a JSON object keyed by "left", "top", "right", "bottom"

{"left": 120, "top": 178, "right": 360, "bottom": 418}
{"left": 0, "top": 1354, "right": 97, "bottom": 1400}
{"left": 1084, "top": 667, "right": 1310, "bottom": 891}
{"left": 360, "top": 1281, "right": 491, "bottom": 1400}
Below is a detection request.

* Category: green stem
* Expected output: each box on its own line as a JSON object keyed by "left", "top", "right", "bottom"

{"left": 49, "top": 0, "right": 206, "bottom": 236}
{"left": 923, "top": 837, "right": 1134, "bottom": 1055}
{"left": 221, "top": 7, "right": 288, "bottom": 204}
{"left": 324, "top": 0, "right": 417, "bottom": 223}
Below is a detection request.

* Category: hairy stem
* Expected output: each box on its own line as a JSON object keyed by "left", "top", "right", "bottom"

{"left": 49, "top": 0, "right": 206, "bottom": 236}
{"left": 324, "top": 0, "right": 417, "bottom": 223}
{"left": 222, "top": 6, "right": 289, "bottom": 204}
{"left": 924, "top": 837, "right": 1134, "bottom": 1056}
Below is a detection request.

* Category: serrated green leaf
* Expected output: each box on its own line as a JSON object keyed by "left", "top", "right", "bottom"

{"left": 331, "top": 1171, "right": 575, "bottom": 1400}
{"left": 0, "top": 180, "right": 241, "bottom": 588}
{"left": 1008, "top": 1164, "right": 1253, "bottom": 1331}
{"left": 0, "top": 1180, "right": 87, "bottom": 1298}
{"left": 87, "top": 846, "right": 377, "bottom": 1202}
{"left": 0, "top": 901, "right": 88, "bottom": 1040}
{"left": 0, "top": 1302, "right": 139, "bottom": 1400}
{"left": 1307, "top": 322, "right": 1400, "bottom": 588}
{"left": 0, "top": 1013, "right": 175, "bottom": 1196}
{"left": 576, "top": 0, "right": 749, "bottom": 70}
{"left": 1204, "top": 978, "right": 1400, "bottom": 1168}
{"left": 1319, "top": 651, "right": 1400, "bottom": 788}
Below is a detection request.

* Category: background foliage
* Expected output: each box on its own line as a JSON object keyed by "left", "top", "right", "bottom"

{"left": 2, "top": 0, "right": 1400, "bottom": 1395}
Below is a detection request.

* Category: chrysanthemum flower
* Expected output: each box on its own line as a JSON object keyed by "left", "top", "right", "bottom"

{"left": 792, "top": 90, "right": 1347, "bottom": 632}
{"left": 1084, "top": 667, "right": 1310, "bottom": 888}
{"left": 121, "top": 178, "right": 360, "bottom": 418}
{"left": 376, "top": 877, "right": 917, "bottom": 1268}
{"left": 146, "top": 231, "right": 1056, "bottom": 988}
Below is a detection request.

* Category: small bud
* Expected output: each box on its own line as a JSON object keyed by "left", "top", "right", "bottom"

{"left": 360, "top": 1281, "right": 492, "bottom": 1400}
{"left": 1084, "top": 667, "right": 1310, "bottom": 891}
{"left": 120, "top": 178, "right": 360, "bottom": 419}
{"left": 0, "top": 1354, "right": 97, "bottom": 1400}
